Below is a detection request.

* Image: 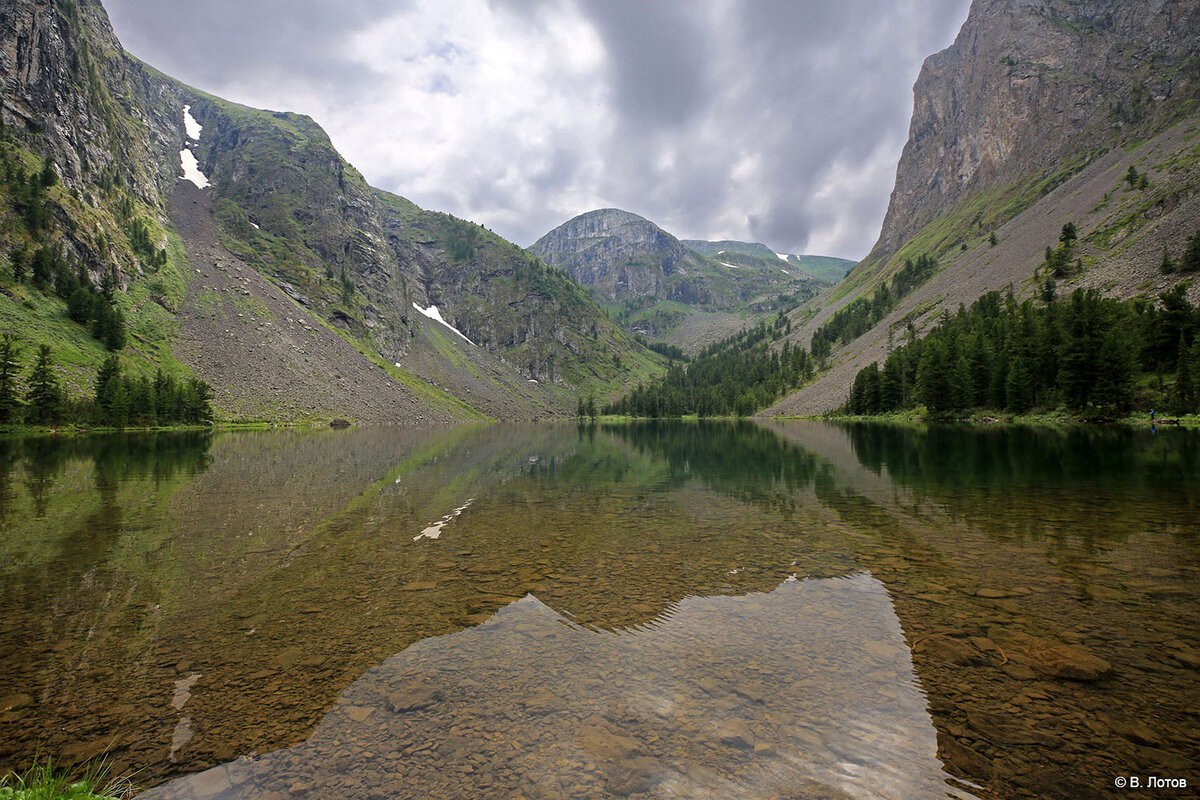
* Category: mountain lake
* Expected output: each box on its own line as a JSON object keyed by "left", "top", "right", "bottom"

{"left": 0, "top": 421, "right": 1196, "bottom": 799}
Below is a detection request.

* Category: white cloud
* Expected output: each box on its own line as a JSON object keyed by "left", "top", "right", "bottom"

{"left": 106, "top": 0, "right": 971, "bottom": 260}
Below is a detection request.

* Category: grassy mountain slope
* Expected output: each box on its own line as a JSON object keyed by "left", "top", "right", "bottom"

{"left": 1, "top": 0, "right": 661, "bottom": 423}
{"left": 767, "top": 117, "right": 1200, "bottom": 416}
{"left": 766, "top": 0, "right": 1200, "bottom": 416}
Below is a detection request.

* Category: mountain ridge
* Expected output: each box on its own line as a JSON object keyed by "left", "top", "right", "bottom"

{"left": 0, "top": 0, "right": 663, "bottom": 424}
{"left": 766, "top": 0, "right": 1200, "bottom": 416}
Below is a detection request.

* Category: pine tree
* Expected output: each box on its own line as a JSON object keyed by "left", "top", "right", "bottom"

{"left": 108, "top": 378, "right": 130, "bottom": 427}
{"left": 0, "top": 333, "right": 22, "bottom": 424}
{"left": 1180, "top": 228, "right": 1200, "bottom": 273}
{"left": 880, "top": 353, "right": 904, "bottom": 411}
{"left": 25, "top": 345, "right": 63, "bottom": 425}
{"left": 95, "top": 354, "right": 121, "bottom": 421}
{"left": 1094, "top": 329, "right": 1135, "bottom": 414}
{"left": 1005, "top": 355, "right": 1034, "bottom": 413}
{"left": 916, "top": 339, "right": 952, "bottom": 412}
{"left": 951, "top": 354, "right": 974, "bottom": 411}
{"left": 40, "top": 157, "right": 58, "bottom": 188}
{"left": 1160, "top": 244, "right": 1174, "bottom": 274}
{"left": 1171, "top": 335, "right": 1195, "bottom": 414}
{"left": 8, "top": 249, "right": 28, "bottom": 283}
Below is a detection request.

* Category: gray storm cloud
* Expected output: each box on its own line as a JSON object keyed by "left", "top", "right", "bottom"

{"left": 104, "top": 0, "right": 969, "bottom": 259}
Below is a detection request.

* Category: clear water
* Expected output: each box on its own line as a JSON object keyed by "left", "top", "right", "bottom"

{"left": 0, "top": 422, "right": 1196, "bottom": 799}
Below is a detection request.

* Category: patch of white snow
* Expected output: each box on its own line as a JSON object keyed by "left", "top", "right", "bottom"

{"left": 718, "top": 261, "right": 741, "bottom": 269}
{"left": 250, "top": 221, "right": 261, "bottom": 230}
{"left": 183, "top": 105, "right": 203, "bottom": 141}
{"left": 179, "top": 149, "right": 210, "bottom": 189}
{"left": 774, "top": 252, "right": 790, "bottom": 262}
{"left": 412, "top": 302, "right": 475, "bottom": 345}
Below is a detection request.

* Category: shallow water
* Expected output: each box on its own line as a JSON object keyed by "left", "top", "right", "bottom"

{"left": 0, "top": 422, "right": 1196, "bottom": 799}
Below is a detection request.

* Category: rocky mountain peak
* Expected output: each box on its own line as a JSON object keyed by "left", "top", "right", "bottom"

{"left": 529, "top": 208, "right": 693, "bottom": 302}
{"left": 869, "top": 0, "right": 1200, "bottom": 267}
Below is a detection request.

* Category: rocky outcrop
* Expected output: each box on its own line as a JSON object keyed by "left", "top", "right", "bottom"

{"left": 0, "top": 0, "right": 184, "bottom": 207}
{"left": 530, "top": 208, "right": 699, "bottom": 303}
{"left": 870, "top": 0, "right": 1200, "bottom": 267}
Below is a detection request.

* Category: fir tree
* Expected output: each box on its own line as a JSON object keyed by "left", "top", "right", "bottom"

{"left": 1180, "top": 228, "right": 1200, "bottom": 273}
{"left": 25, "top": 345, "right": 63, "bottom": 425}
{"left": 8, "top": 249, "right": 27, "bottom": 283}
{"left": 40, "top": 156, "right": 58, "bottom": 188}
{"left": 1170, "top": 335, "right": 1195, "bottom": 414}
{"left": 916, "top": 338, "right": 952, "bottom": 413}
{"left": 1160, "top": 244, "right": 1174, "bottom": 274}
{"left": 0, "top": 333, "right": 22, "bottom": 424}
{"left": 94, "top": 354, "right": 121, "bottom": 419}
{"left": 1005, "top": 355, "right": 1034, "bottom": 413}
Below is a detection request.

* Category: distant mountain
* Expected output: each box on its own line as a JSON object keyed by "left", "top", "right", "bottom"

{"left": 529, "top": 209, "right": 711, "bottom": 304}
{"left": 529, "top": 210, "right": 822, "bottom": 347}
{"left": 0, "top": 0, "right": 661, "bottom": 424}
{"left": 683, "top": 240, "right": 856, "bottom": 284}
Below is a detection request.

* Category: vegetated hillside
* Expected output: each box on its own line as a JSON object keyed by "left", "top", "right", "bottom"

{"left": 683, "top": 240, "right": 857, "bottom": 284}
{"left": 530, "top": 209, "right": 822, "bottom": 347}
{"left": 767, "top": 0, "right": 1200, "bottom": 417}
{"left": 0, "top": 0, "right": 660, "bottom": 424}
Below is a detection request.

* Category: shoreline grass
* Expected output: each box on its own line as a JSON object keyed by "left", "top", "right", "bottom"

{"left": 0, "top": 756, "right": 133, "bottom": 800}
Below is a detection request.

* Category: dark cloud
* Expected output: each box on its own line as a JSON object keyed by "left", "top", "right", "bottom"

{"left": 575, "top": 0, "right": 713, "bottom": 129}
{"left": 104, "top": 0, "right": 394, "bottom": 92}
{"left": 101, "top": 0, "right": 971, "bottom": 260}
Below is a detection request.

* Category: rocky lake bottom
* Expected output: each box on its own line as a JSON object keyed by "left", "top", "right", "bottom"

{"left": 0, "top": 421, "right": 1196, "bottom": 800}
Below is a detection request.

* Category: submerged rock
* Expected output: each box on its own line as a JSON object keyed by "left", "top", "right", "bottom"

{"left": 988, "top": 628, "right": 1112, "bottom": 681}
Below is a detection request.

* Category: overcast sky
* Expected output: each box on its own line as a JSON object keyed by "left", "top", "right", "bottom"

{"left": 104, "top": 0, "right": 970, "bottom": 260}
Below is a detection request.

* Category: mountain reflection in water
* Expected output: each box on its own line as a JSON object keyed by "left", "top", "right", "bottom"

{"left": 0, "top": 421, "right": 1195, "bottom": 800}
{"left": 140, "top": 574, "right": 974, "bottom": 800}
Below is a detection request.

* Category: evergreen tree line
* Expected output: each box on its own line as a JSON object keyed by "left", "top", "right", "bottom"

{"left": 0, "top": 144, "right": 58, "bottom": 235}
{"left": 846, "top": 283, "right": 1200, "bottom": 417}
{"left": 1, "top": 141, "right": 130, "bottom": 350}
{"left": 605, "top": 312, "right": 814, "bottom": 417}
{"left": 811, "top": 254, "right": 937, "bottom": 360}
{"left": 11, "top": 243, "right": 128, "bottom": 351}
{"left": 0, "top": 333, "right": 213, "bottom": 427}
{"left": 632, "top": 335, "right": 688, "bottom": 362}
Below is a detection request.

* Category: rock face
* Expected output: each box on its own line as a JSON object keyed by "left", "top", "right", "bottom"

{"left": 0, "top": 0, "right": 183, "bottom": 201}
{"left": 870, "top": 0, "right": 1200, "bottom": 266}
{"left": 530, "top": 210, "right": 824, "bottom": 344}
{"left": 530, "top": 208, "right": 700, "bottom": 303}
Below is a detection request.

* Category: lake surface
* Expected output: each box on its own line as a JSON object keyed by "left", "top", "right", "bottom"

{"left": 0, "top": 421, "right": 1196, "bottom": 799}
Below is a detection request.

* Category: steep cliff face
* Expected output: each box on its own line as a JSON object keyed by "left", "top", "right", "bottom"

{"left": 530, "top": 208, "right": 701, "bottom": 303}
{"left": 0, "top": 0, "right": 195, "bottom": 202}
{"left": 771, "top": 0, "right": 1200, "bottom": 416}
{"left": 870, "top": 0, "right": 1200, "bottom": 267}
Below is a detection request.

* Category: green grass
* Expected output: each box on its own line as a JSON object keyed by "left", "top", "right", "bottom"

{"left": 0, "top": 756, "right": 133, "bottom": 800}
{"left": 838, "top": 149, "right": 1107, "bottom": 303}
